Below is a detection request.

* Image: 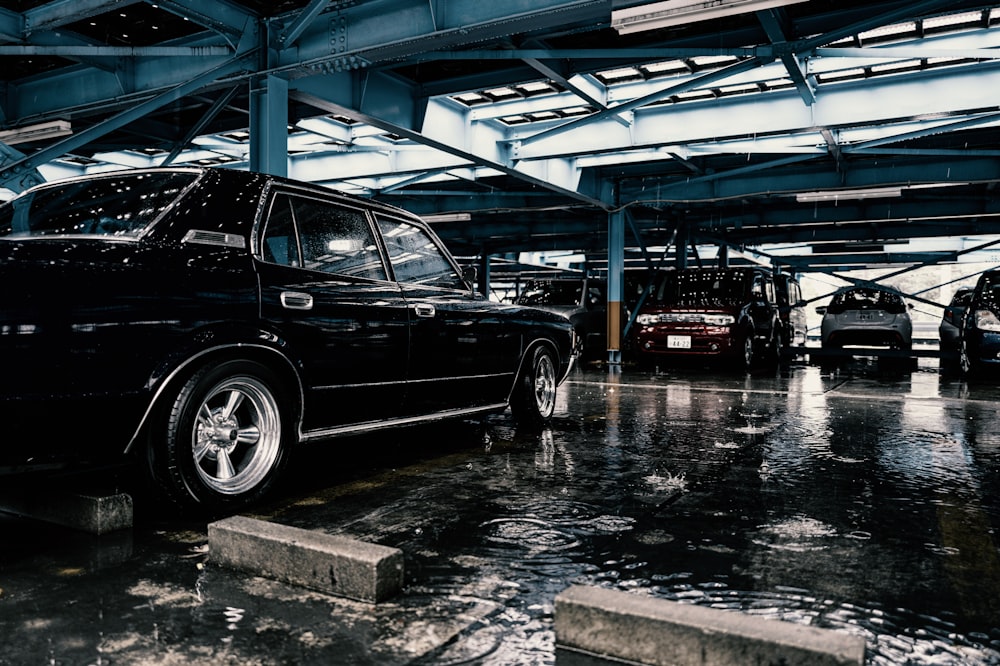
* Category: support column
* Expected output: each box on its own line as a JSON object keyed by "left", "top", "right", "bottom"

{"left": 249, "top": 74, "right": 289, "bottom": 177}
{"left": 718, "top": 243, "right": 729, "bottom": 267}
{"left": 607, "top": 208, "right": 625, "bottom": 366}
{"left": 478, "top": 254, "right": 491, "bottom": 298}
{"left": 675, "top": 223, "right": 689, "bottom": 269}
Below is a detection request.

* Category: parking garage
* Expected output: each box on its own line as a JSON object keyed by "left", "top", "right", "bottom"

{"left": 2, "top": 1, "right": 1000, "bottom": 665}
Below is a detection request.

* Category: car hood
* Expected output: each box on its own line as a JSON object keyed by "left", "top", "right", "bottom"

{"left": 528, "top": 304, "right": 585, "bottom": 319}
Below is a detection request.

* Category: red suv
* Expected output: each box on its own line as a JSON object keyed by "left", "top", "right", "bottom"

{"left": 629, "top": 266, "right": 783, "bottom": 371}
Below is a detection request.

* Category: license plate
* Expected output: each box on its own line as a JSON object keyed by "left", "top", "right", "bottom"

{"left": 858, "top": 313, "right": 875, "bottom": 321}
{"left": 667, "top": 335, "right": 691, "bottom": 349}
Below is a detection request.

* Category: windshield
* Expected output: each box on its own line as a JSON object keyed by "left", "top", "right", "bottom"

{"left": 977, "top": 273, "right": 1000, "bottom": 311}
{"left": 649, "top": 269, "right": 750, "bottom": 306}
{"left": 517, "top": 280, "right": 585, "bottom": 306}
{"left": 827, "top": 288, "right": 907, "bottom": 315}
{"left": 0, "top": 172, "right": 197, "bottom": 239}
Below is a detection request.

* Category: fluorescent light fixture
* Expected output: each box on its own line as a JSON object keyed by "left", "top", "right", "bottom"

{"left": 0, "top": 120, "right": 72, "bottom": 145}
{"left": 422, "top": 213, "right": 472, "bottom": 223}
{"left": 611, "top": 0, "right": 809, "bottom": 34}
{"left": 796, "top": 187, "right": 902, "bottom": 203}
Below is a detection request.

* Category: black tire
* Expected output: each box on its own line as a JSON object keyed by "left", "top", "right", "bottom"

{"left": 768, "top": 328, "right": 784, "bottom": 368}
{"left": 146, "top": 359, "right": 293, "bottom": 514}
{"left": 738, "top": 333, "right": 755, "bottom": 372}
{"left": 959, "top": 341, "right": 977, "bottom": 377}
{"left": 510, "top": 345, "right": 557, "bottom": 429}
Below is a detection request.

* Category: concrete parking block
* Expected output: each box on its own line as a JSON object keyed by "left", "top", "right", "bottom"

{"left": 0, "top": 491, "right": 133, "bottom": 535}
{"left": 554, "top": 585, "right": 866, "bottom": 666}
{"left": 207, "top": 514, "right": 404, "bottom": 603}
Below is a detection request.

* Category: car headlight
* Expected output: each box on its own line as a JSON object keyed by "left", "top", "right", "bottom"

{"left": 635, "top": 313, "right": 735, "bottom": 326}
{"left": 973, "top": 309, "right": 1000, "bottom": 332}
{"left": 636, "top": 313, "right": 658, "bottom": 325}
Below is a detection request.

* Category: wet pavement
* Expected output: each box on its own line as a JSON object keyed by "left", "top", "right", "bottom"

{"left": 2, "top": 356, "right": 1000, "bottom": 665}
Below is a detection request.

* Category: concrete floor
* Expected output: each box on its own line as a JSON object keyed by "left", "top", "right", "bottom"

{"left": 1, "top": 355, "right": 1000, "bottom": 665}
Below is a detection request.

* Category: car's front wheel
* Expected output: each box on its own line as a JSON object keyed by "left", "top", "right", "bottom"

{"left": 510, "top": 345, "right": 557, "bottom": 429}
{"left": 959, "top": 340, "right": 976, "bottom": 377}
{"left": 738, "top": 333, "right": 755, "bottom": 371}
{"left": 146, "top": 359, "right": 293, "bottom": 514}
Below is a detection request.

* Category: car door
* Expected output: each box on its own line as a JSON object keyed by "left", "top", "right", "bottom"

{"left": 256, "top": 191, "right": 409, "bottom": 431}
{"left": 372, "top": 212, "right": 518, "bottom": 413}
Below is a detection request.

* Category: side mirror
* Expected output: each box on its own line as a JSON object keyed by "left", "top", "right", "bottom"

{"left": 462, "top": 265, "right": 478, "bottom": 293}
{"left": 816, "top": 306, "right": 827, "bottom": 315}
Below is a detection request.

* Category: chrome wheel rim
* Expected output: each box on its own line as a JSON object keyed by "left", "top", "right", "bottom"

{"left": 192, "top": 376, "right": 281, "bottom": 495}
{"left": 533, "top": 354, "right": 557, "bottom": 418}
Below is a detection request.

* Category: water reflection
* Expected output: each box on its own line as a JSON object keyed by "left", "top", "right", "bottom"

{"left": 5, "top": 363, "right": 1000, "bottom": 665}
{"left": 556, "top": 364, "right": 1000, "bottom": 665}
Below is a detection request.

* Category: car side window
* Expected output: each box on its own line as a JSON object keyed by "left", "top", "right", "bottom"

{"left": 374, "top": 214, "right": 466, "bottom": 289}
{"left": 261, "top": 193, "right": 387, "bottom": 281}
{"left": 261, "top": 196, "right": 301, "bottom": 267}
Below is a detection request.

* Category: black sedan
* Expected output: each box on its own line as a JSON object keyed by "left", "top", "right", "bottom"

{"left": 0, "top": 167, "right": 576, "bottom": 513}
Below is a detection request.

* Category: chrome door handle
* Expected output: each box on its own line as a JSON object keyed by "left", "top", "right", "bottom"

{"left": 280, "top": 291, "right": 313, "bottom": 310}
{"left": 414, "top": 303, "right": 436, "bottom": 318}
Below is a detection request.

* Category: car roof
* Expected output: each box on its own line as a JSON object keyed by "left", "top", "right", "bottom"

{"left": 17, "top": 166, "right": 424, "bottom": 224}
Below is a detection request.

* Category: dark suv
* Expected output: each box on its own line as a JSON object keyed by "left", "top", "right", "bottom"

{"left": 629, "top": 266, "right": 783, "bottom": 371}
{"left": 516, "top": 276, "right": 608, "bottom": 361}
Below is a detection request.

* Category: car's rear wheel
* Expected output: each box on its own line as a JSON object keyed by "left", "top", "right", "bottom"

{"left": 768, "top": 329, "right": 784, "bottom": 367}
{"left": 511, "top": 345, "right": 557, "bottom": 429}
{"left": 147, "top": 359, "right": 293, "bottom": 514}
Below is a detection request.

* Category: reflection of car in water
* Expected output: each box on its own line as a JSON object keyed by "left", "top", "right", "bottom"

{"left": 628, "top": 266, "right": 783, "bottom": 371}
{"left": 516, "top": 276, "right": 608, "bottom": 361}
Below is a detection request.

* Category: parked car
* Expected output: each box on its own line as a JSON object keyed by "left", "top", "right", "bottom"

{"left": 0, "top": 167, "right": 577, "bottom": 513}
{"left": 816, "top": 286, "right": 913, "bottom": 350}
{"left": 959, "top": 270, "right": 1000, "bottom": 376}
{"left": 515, "top": 276, "right": 607, "bottom": 361}
{"left": 629, "top": 266, "right": 783, "bottom": 371}
{"left": 939, "top": 286, "right": 974, "bottom": 352}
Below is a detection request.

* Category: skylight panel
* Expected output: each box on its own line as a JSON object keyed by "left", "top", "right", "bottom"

{"left": 690, "top": 55, "right": 739, "bottom": 67}
{"left": 870, "top": 59, "right": 922, "bottom": 74}
{"left": 596, "top": 66, "right": 642, "bottom": 82}
{"left": 642, "top": 60, "right": 690, "bottom": 76}
{"left": 484, "top": 87, "right": 519, "bottom": 100}
{"left": 858, "top": 21, "right": 916, "bottom": 41}
{"left": 672, "top": 89, "right": 717, "bottom": 102}
{"left": 454, "top": 92, "right": 490, "bottom": 105}
{"left": 518, "top": 81, "right": 555, "bottom": 94}
{"left": 717, "top": 83, "right": 760, "bottom": 95}
{"left": 923, "top": 11, "right": 984, "bottom": 30}
{"left": 527, "top": 111, "right": 560, "bottom": 121}
{"left": 817, "top": 67, "right": 867, "bottom": 83}
{"left": 500, "top": 115, "right": 530, "bottom": 125}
